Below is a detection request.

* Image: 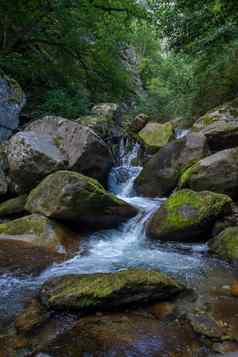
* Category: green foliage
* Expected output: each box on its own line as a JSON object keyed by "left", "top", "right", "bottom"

{"left": 40, "top": 88, "right": 91, "bottom": 118}
{"left": 0, "top": 0, "right": 147, "bottom": 116}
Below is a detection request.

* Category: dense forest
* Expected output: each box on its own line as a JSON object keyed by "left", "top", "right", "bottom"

{"left": 1, "top": 0, "right": 238, "bottom": 121}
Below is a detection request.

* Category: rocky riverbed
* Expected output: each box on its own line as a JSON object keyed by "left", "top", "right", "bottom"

{"left": 0, "top": 80, "right": 238, "bottom": 356}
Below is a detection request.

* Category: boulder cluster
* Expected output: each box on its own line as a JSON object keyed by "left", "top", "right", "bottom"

{"left": 135, "top": 97, "right": 238, "bottom": 262}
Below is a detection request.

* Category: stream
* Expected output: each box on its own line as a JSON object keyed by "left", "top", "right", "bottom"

{"left": 1, "top": 131, "right": 238, "bottom": 355}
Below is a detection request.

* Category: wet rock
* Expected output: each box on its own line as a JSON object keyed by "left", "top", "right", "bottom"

{"left": 15, "top": 299, "right": 50, "bottom": 335}
{"left": 0, "top": 239, "right": 64, "bottom": 275}
{"left": 91, "top": 103, "right": 118, "bottom": 119}
{"left": 26, "top": 116, "right": 113, "bottom": 186}
{"left": 147, "top": 189, "right": 232, "bottom": 242}
{"left": 138, "top": 122, "right": 174, "bottom": 152}
{"left": 135, "top": 132, "right": 209, "bottom": 197}
{"left": 150, "top": 302, "right": 176, "bottom": 320}
{"left": 26, "top": 170, "right": 138, "bottom": 229}
{"left": 187, "top": 312, "right": 225, "bottom": 339}
{"left": 0, "top": 71, "right": 26, "bottom": 141}
{"left": 0, "top": 194, "right": 27, "bottom": 217}
{"left": 129, "top": 113, "right": 148, "bottom": 133}
{"left": 180, "top": 148, "right": 238, "bottom": 199}
{"left": 7, "top": 131, "right": 67, "bottom": 193}
{"left": 208, "top": 227, "right": 238, "bottom": 262}
{"left": 40, "top": 269, "right": 184, "bottom": 311}
{"left": 230, "top": 281, "right": 238, "bottom": 297}
{"left": 0, "top": 214, "right": 75, "bottom": 253}
{"left": 192, "top": 97, "right": 238, "bottom": 151}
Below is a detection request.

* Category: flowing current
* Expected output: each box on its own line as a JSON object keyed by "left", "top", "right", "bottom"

{"left": 0, "top": 131, "right": 225, "bottom": 323}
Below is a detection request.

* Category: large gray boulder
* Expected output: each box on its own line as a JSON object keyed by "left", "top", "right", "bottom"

{"left": 26, "top": 170, "right": 138, "bottom": 229}
{"left": 26, "top": 116, "right": 113, "bottom": 185}
{"left": 0, "top": 71, "right": 25, "bottom": 141}
{"left": 7, "top": 131, "right": 67, "bottom": 193}
{"left": 135, "top": 133, "right": 209, "bottom": 197}
{"left": 180, "top": 148, "right": 238, "bottom": 199}
{"left": 192, "top": 97, "right": 238, "bottom": 152}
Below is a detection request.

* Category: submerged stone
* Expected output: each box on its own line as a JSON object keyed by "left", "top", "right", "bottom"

{"left": 26, "top": 170, "right": 138, "bottom": 229}
{"left": 0, "top": 239, "right": 64, "bottom": 276}
{"left": 147, "top": 189, "right": 232, "bottom": 242}
{"left": 40, "top": 269, "right": 184, "bottom": 311}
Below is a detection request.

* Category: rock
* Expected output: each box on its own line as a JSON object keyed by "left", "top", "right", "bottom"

{"left": 129, "top": 113, "right": 148, "bottom": 133}
{"left": 91, "top": 103, "right": 118, "bottom": 119}
{"left": 0, "top": 71, "right": 26, "bottom": 141}
{"left": 7, "top": 131, "right": 67, "bottom": 193}
{"left": 0, "top": 239, "right": 64, "bottom": 276}
{"left": 40, "top": 269, "right": 184, "bottom": 311}
{"left": 193, "top": 97, "right": 238, "bottom": 151}
{"left": 138, "top": 122, "right": 174, "bottom": 152}
{"left": 230, "top": 281, "right": 238, "bottom": 297}
{"left": 15, "top": 299, "right": 50, "bottom": 335}
{"left": 0, "top": 194, "right": 27, "bottom": 217}
{"left": 135, "top": 140, "right": 184, "bottom": 197}
{"left": 208, "top": 227, "right": 238, "bottom": 262}
{"left": 147, "top": 189, "right": 232, "bottom": 242}
{"left": 135, "top": 133, "right": 209, "bottom": 197}
{"left": 187, "top": 312, "right": 224, "bottom": 339}
{"left": 26, "top": 171, "right": 138, "bottom": 229}
{"left": 26, "top": 116, "right": 113, "bottom": 186}
{"left": 0, "top": 214, "right": 74, "bottom": 253}
{"left": 180, "top": 148, "right": 238, "bottom": 198}
{"left": 151, "top": 302, "right": 176, "bottom": 320}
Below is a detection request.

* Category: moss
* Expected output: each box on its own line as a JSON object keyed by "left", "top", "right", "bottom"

{"left": 41, "top": 269, "right": 183, "bottom": 310}
{"left": 201, "top": 115, "right": 217, "bottom": 126}
{"left": 0, "top": 195, "right": 27, "bottom": 217}
{"left": 179, "top": 163, "right": 198, "bottom": 188}
{"left": 138, "top": 122, "right": 173, "bottom": 149}
{"left": 148, "top": 189, "right": 232, "bottom": 241}
{"left": 0, "top": 214, "right": 71, "bottom": 252}
{"left": 209, "top": 227, "right": 238, "bottom": 261}
{"left": 163, "top": 190, "right": 231, "bottom": 231}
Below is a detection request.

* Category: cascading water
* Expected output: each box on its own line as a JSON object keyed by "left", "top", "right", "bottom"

{"left": 40, "top": 134, "right": 208, "bottom": 280}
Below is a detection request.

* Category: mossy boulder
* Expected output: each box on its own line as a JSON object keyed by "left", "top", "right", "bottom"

{"left": 179, "top": 148, "right": 238, "bottom": 198}
{"left": 26, "top": 171, "right": 138, "bottom": 229}
{"left": 135, "top": 133, "right": 209, "bottom": 197}
{"left": 147, "top": 189, "right": 232, "bottom": 242}
{"left": 138, "top": 122, "right": 174, "bottom": 152}
{"left": 0, "top": 72, "right": 26, "bottom": 142}
{"left": 40, "top": 269, "right": 184, "bottom": 311}
{"left": 192, "top": 97, "right": 238, "bottom": 152}
{"left": 208, "top": 227, "right": 238, "bottom": 262}
{"left": 0, "top": 194, "right": 27, "bottom": 217}
{"left": 0, "top": 214, "right": 74, "bottom": 253}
